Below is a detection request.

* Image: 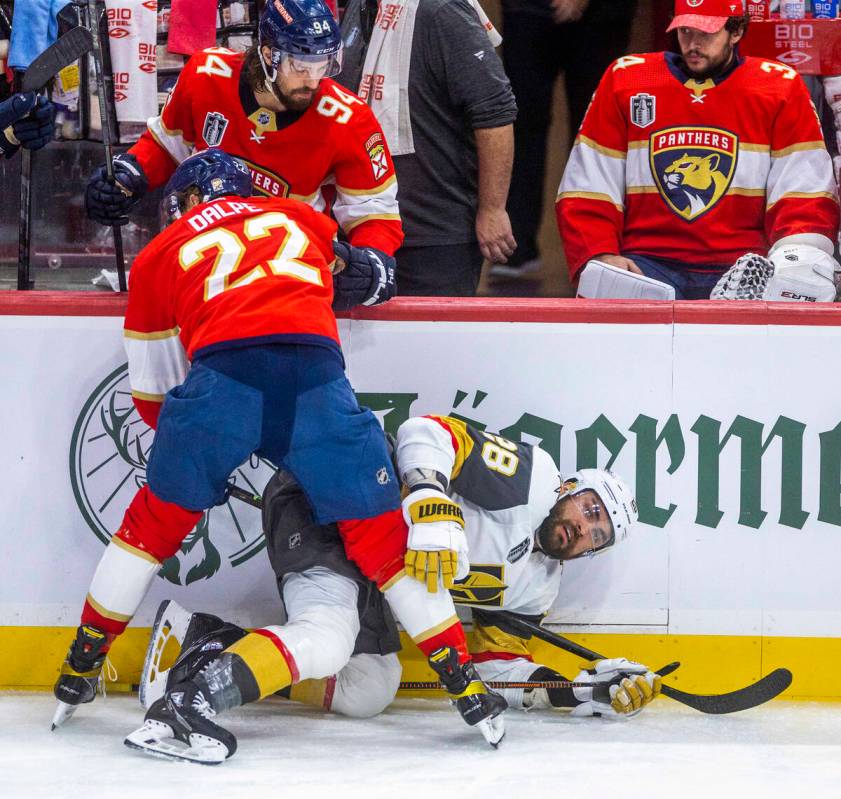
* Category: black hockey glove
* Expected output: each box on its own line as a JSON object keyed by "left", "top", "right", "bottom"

{"left": 331, "top": 241, "right": 397, "bottom": 311}
{"left": 85, "top": 152, "right": 148, "bottom": 226}
{"left": 12, "top": 94, "right": 56, "bottom": 152}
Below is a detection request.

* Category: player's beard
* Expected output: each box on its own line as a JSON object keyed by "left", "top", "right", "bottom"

{"left": 682, "top": 41, "right": 735, "bottom": 81}
{"left": 272, "top": 80, "right": 318, "bottom": 112}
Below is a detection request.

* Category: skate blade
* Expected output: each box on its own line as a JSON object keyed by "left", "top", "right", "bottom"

{"left": 124, "top": 719, "right": 229, "bottom": 765}
{"left": 51, "top": 701, "right": 78, "bottom": 730}
{"left": 476, "top": 714, "right": 505, "bottom": 748}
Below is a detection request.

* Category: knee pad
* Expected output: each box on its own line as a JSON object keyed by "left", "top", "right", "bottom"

{"left": 120, "top": 485, "right": 203, "bottom": 562}
{"left": 330, "top": 653, "right": 402, "bottom": 718}
{"left": 274, "top": 603, "right": 359, "bottom": 680}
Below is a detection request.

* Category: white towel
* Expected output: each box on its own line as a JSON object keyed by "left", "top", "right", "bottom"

{"left": 104, "top": 0, "right": 158, "bottom": 127}
{"left": 360, "top": 0, "right": 501, "bottom": 156}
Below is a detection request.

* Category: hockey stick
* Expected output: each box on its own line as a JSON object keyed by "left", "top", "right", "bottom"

{"left": 498, "top": 613, "right": 793, "bottom": 714}
{"left": 400, "top": 661, "right": 681, "bottom": 691}
{"left": 226, "top": 482, "right": 263, "bottom": 509}
{"left": 20, "top": 25, "right": 93, "bottom": 93}
{"left": 86, "top": 0, "right": 126, "bottom": 292}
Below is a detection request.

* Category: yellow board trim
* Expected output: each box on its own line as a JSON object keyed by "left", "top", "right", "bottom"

{"left": 4, "top": 627, "right": 839, "bottom": 701}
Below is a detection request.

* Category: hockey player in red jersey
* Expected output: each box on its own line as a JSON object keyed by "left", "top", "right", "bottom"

{"left": 556, "top": 0, "right": 840, "bottom": 300}
{"left": 54, "top": 150, "right": 505, "bottom": 754}
{"left": 85, "top": 0, "right": 403, "bottom": 284}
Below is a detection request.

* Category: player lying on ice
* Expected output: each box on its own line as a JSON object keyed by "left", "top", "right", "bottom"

{"left": 124, "top": 414, "right": 661, "bottom": 764}
{"left": 53, "top": 150, "right": 507, "bottom": 755}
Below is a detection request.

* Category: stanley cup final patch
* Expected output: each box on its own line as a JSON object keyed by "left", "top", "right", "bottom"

{"left": 366, "top": 132, "right": 389, "bottom": 181}
{"left": 202, "top": 111, "right": 229, "bottom": 147}
{"left": 630, "top": 93, "right": 656, "bottom": 128}
{"left": 649, "top": 126, "right": 738, "bottom": 222}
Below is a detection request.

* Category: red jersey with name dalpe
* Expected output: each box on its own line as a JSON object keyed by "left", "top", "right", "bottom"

{"left": 123, "top": 194, "right": 339, "bottom": 428}
{"left": 130, "top": 47, "right": 403, "bottom": 255}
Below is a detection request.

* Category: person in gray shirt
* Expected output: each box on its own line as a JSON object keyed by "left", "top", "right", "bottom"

{"left": 340, "top": 0, "right": 518, "bottom": 296}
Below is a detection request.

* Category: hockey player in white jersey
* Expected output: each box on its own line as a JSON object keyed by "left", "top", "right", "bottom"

{"left": 396, "top": 414, "right": 659, "bottom": 716}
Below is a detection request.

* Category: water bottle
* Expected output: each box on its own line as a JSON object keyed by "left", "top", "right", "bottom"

{"left": 781, "top": 0, "right": 807, "bottom": 18}
{"left": 814, "top": 1, "right": 840, "bottom": 18}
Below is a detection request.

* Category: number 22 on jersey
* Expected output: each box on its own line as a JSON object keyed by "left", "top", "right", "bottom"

{"left": 179, "top": 211, "right": 323, "bottom": 301}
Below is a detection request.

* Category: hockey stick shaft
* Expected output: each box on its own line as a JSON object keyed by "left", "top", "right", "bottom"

{"left": 498, "top": 612, "right": 792, "bottom": 713}
{"left": 226, "top": 482, "right": 263, "bottom": 508}
{"left": 86, "top": 0, "right": 126, "bottom": 291}
{"left": 400, "top": 663, "right": 680, "bottom": 691}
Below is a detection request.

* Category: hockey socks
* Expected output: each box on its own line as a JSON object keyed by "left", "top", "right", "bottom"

{"left": 380, "top": 571, "right": 469, "bottom": 663}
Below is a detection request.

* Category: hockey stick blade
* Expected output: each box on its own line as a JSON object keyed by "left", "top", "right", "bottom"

{"left": 660, "top": 668, "right": 793, "bottom": 715}
{"left": 22, "top": 26, "right": 93, "bottom": 93}
{"left": 497, "top": 612, "right": 792, "bottom": 714}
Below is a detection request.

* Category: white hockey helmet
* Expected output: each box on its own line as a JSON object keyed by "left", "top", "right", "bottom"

{"left": 557, "top": 468, "right": 637, "bottom": 553}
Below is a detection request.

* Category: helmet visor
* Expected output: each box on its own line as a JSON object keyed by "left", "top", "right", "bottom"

{"left": 568, "top": 493, "right": 615, "bottom": 558}
{"left": 276, "top": 48, "right": 343, "bottom": 79}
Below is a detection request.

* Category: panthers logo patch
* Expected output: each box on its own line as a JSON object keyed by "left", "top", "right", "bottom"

{"left": 650, "top": 126, "right": 738, "bottom": 222}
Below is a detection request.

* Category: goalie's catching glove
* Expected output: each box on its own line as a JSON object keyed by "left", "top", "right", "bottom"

{"left": 332, "top": 242, "right": 396, "bottom": 311}
{"left": 712, "top": 246, "right": 839, "bottom": 303}
{"left": 570, "top": 657, "right": 661, "bottom": 718}
{"left": 85, "top": 153, "right": 148, "bottom": 226}
{"left": 402, "top": 487, "right": 468, "bottom": 593}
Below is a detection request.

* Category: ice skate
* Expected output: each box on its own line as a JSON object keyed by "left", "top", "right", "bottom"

{"left": 428, "top": 646, "right": 507, "bottom": 747}
{"left": 52, "top": 624, "right": 111, "bottom": 729}
{"left": 125, "top": 680, "right": 237, "bottom": 765}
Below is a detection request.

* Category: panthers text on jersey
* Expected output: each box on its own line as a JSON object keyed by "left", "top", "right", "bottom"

{"left": 130, "top": 47, "right": 403, "bottom": 255}
{"left": 556, "top": 51, "right": 839, "bottom": 277}
{"left": 124, "top": 194, "right": 340, "bottom": 428}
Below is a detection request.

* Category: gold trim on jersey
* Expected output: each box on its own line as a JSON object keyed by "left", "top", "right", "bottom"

{"left": 729, "top": 188, "right": 766, "bottom": 198}
{"left": 123, "top": 327, "right": 180, "bottom": 341}
{"left": 248, "top": 107, "right": 278, "bottom": 134}
{"left": 380, "top": 569, "right": 407, "bottom": 592}
{"left": 626, "top": 185, "right": 659, "bottom": 194}
{"left": 131, "top": 390, "right": 165, "bottom": 402}
{"left": 767, "top": 191, "right": 839, "bottom": 209}
{"left": 628, "top": 140, "right": 649, "bottom": 150}
{"left": 111, "top": 535, "right": 161, "bottom": 565}
{"left": 577, "top": 134, "right": 626, "bottom": 159}
{"left": 84, "top": 594, "right": 132, "bottom": 623}
{"left": 556, "top": 190, "right": 624, "bottom": 212}
{"left": 336, "top": 175, "right": 397, "bottom": 195}
{"left": 471, "top": 620, "right": 532, "bottom": 660}
{"left": 683, "top": 77, "right": 715, "bottom": 97}
{"left": 413, "top": 614, "right": 460, "bottom": 645}
{"left": 147, "top": 119, "right": 193, "bottom": 165}
{"left": 342, "top": 213, "right": 402, "bottom": 231}
{"left": 771, "top": 141, "right": 828, "bottom": 158}
{"left": 740, "top": 143, "right": 772, "bottom": 153}
{"left": 427, "top": 416, "right": 475, "bottom": 480}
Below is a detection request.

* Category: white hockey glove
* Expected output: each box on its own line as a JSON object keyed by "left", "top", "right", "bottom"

{"left": 571, "top": 658, "right": 662, "bottom": 718}
{"left": 402, "top": 488, "right": 468, "bottom": 593}
{"left": 765, "top": 244, "right": 840, "bottom": 303}
{"left": 711, "top": 253, "right": 774, "bottom": 300}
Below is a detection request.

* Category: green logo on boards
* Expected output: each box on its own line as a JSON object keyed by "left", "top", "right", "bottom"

{"left": 69, "top": 364, "right": 275, "bottom": 585}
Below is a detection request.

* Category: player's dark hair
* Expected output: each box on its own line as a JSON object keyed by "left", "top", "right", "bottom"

{"left": 725, "top": 13, "right": 750, "bottom": 36}
{"left": 243, "top": 45, "right": 267, "bottom": 93}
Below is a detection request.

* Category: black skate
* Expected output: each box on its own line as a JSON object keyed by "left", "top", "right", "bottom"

{"left": 52, "top": 624, "right": 111, "bottom": 729}
{"left": 140, "top": 599, "right": 246, "bottom": 709}
{"left": 428, "top": 646, "right": 507, "bottom": 747}
{"left": 125, "top": 680, "right": 237, "bottom": 765}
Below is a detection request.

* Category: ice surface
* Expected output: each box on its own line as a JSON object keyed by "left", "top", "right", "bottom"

{"left": 2, "top": 692, "right": 841, "bottom": 799}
